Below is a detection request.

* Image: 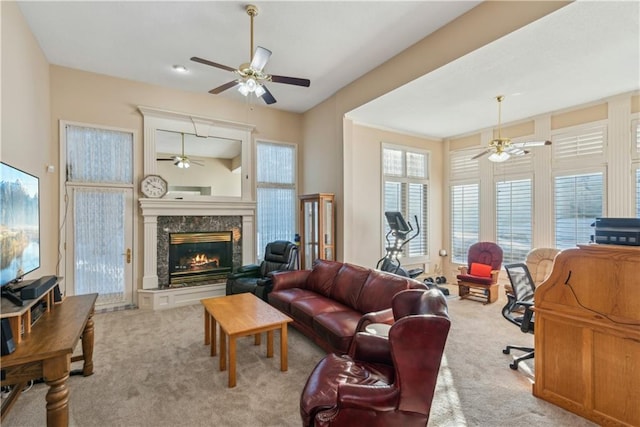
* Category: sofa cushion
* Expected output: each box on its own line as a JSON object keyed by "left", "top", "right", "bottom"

{"left": 356, "top": 270, "right": 424, "bottom": 314}
{"left": 291, "top": 296, "right": 352, "bottom": 328}
{"left": 313, "top": 310, "right": 364, "bottom": 354}
{"left": 305, "top": 260, "right": 343, "bottom": 297}
{"left": 269, "top": 288, "right": 317, "bottom": 313}
{"left": 329, "top": 263, "right": 370, "bottom": 309}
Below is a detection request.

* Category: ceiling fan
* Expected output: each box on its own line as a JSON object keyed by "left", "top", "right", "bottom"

{"left": 190, "top": 4, "right": 310, "bottom": 105}
{"left": 157, "top": 133, "right": 204, "bottom": 169}
{"left": 473, "top": 95, "right": 551, "bottom": 162}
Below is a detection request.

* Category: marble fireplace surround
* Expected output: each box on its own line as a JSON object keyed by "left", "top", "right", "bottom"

{"left": 139, "top": 198, "right": 256, "bottom": 310}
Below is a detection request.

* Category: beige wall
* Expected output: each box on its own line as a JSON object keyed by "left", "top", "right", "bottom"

{"left": 344, "top": 122, "right": 443, "bottom": 272}
{"left": 304, "top": 1, "right": 570, "bottom": 263}
{"left": 1, "top": 2, "right": 56, "bottom": 281}
{"left": 48, "top": 66, "right": 302, "bottom": 291}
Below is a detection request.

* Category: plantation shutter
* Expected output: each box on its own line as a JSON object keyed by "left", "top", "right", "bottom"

{"left": 554, "top": 172, "right": 603, "bottom": 249}
{"left": 553, "top": 125, "right": 606, "bottom": 163}
{"left": 496, "top": 179, "right": 532, "bottom": 264}
{"left": 450, "top": 149, "right": 480, "bottom": 264}
{"left": 382, "top": 146, "right": 429, "bottom": 258}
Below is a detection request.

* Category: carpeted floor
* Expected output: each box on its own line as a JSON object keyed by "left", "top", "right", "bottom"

{"left": 2, "top": 286, "right": 596, "bottom": 426}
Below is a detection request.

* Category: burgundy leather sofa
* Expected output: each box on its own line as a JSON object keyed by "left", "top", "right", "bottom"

{"left": 268, "top": 259, "right": 427, "bottom": 354}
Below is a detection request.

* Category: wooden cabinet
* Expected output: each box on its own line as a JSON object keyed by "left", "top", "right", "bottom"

{"left": 299, "top": 193, "right": 335, "bottom": 269}
{"left": 533, "top": 244, "right": 640, "bottom": 426}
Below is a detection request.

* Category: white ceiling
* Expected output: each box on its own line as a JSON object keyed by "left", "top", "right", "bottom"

{"left": 17, "top": 1, "right": 640, "bottom": 140}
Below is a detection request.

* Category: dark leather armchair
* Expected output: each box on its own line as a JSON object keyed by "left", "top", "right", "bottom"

{"left": 502, "top": 263, "right": 536, "bottom": 370}
{"left": 456, "top": 241, "right": 503, "bottom": 304}
{"left": 226, "top": 240, "right": 298, "bottom": 300}
{"left": 300, "top": 288, "right": 451, "bottom": 427}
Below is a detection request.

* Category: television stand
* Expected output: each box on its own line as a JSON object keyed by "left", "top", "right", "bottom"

{"left": 0, "top": 289, "right": 24, "bottom": 307}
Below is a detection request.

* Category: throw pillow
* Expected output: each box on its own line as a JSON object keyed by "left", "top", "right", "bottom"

{"left": 470, "top": 262, "right": 493, "bottom": 277}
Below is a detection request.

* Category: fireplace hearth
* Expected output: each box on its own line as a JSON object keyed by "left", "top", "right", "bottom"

{"left": 169, "top": 231, "right": 232, "bottom": 285}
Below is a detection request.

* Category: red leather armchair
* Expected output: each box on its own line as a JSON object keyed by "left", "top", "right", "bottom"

{"left": 456, "top": 241, "right": 503, "bottom": 304}
{"left": 299, "top": 288, "right": 451, "bottom": 427}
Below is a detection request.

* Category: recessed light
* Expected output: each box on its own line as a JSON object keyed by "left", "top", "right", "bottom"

{"left": 172, "top": 65, "right": 188, "bottom": 73}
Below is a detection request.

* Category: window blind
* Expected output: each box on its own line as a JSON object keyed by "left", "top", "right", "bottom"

{"left": 382, "top": 147, "right": 429, "bottom": 258}
{"left": 496, "top": 179, "right": 532, "bottom": 264}
{"left": 450, "top": 183, "right": 479, "bottom": 264}
{"left": 553, "top": 126, "right": 606, "bottom": 162}
{"left": 554, "top": 172, "right": 603, "bottom": 249}
{"left": 636, "top": 168, "right": 640, "bottom": 218}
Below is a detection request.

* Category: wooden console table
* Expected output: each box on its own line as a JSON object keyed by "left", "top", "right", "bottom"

{"left": 1, "top": 293, "right": 98, "bottom": 427}
{"left": 533, "top": 244, "right": 640, "bottom": 426}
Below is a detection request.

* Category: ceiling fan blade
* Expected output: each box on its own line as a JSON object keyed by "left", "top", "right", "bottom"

{"left": 190, "top": 56, "right": 237, "bottom": 72}
{"left": 157, "top": 158, "right": 174, "bottom": 161}
{"left": 471, "top": 149, "right": 492, "bottom": 160}
{"left": 505, "top": 146, "right": 529, "bottom": 156}
{"left": 250, "top": 46, "right": 272, "bottom": 72}
{"left": 270, "top": 75, "right": 311, "bottom": 87}
{"left": 191, "top": 159, "right": 205, "bottom": 166}
{"left": 209, "top": 80, "right": 240, "bottom": 94}
{"left": 260, "top": 85, "right": 277, "bottom": 105}
{"left": 512, "top": 140, "right": 552, "bottom": 149}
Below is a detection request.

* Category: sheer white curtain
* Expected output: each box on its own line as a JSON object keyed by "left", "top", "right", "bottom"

{"left": 256, "top": 141, "right": 296, "bottom": 259}
{"left": 65, "top": 124, "right": 133, "bottom": 306}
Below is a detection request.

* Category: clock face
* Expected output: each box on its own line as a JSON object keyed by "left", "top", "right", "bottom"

{"left": 141, "top": 175, "right": 168, "bottom": 198}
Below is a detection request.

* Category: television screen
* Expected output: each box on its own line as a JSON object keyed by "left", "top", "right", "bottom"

{"left": 0, "top": 162, "right": 40, "bottom": 287}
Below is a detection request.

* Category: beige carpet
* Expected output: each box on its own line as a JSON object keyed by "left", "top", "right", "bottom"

{"left": 2, "top": 287, "right": 596, "bottom": 426}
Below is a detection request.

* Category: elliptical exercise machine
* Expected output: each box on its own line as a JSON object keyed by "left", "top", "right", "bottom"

{"left": 376, "top": 211, "right": 449, "bottom": 295}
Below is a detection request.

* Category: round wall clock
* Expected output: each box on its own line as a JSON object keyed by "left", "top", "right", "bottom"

{"left": 140, "top": 175, "right": 168, "bottom": 198}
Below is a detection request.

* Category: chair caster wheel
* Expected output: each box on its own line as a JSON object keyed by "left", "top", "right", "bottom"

{"left": 509, "top": 363, "right": 518, "bottom": 370}
{"left": 503, "top": 348, "right": 510, "bottom": 354}
{"left": 424, "top": 277, "right": 435, "bottom": 284}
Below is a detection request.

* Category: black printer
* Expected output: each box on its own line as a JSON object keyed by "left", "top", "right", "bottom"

{"left": 591, "top": 217, "right": 640, "bottom": 246}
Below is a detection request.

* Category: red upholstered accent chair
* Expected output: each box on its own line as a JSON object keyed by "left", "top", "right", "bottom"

{"left": 456, "top": 241, "right": 503, "bottom": 304}
{"left": 299, "top": 288, "right": 450, "bottom": 427}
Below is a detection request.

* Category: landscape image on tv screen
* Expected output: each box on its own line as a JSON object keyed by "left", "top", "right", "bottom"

{"left": 0, "top": 162, "right": 40, "bottom": 286}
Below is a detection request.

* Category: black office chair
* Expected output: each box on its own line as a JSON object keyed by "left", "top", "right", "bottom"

{"left": 502, "top": 263, "right": 536, "bottom": 370}
{"left": 226, "top": 240, "right": 299, "bottom": 301}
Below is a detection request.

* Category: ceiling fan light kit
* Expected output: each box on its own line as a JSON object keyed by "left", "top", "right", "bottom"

{"left": 190, "top": 4, "right": 310, "bottom": 105}
{"left": 473, "top": 95, "right": 552, "bottom": 162}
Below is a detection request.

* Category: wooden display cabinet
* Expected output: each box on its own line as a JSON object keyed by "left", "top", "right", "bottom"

{"left": 299, "top": 193, "right": 335, "bottom": 269}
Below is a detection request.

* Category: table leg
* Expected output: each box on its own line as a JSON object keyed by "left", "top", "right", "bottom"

{"left": 211, "top": 319, "right": 217, "bottom": 357}
{"left": 203, "top": 308, "right": 210, "bottom": 346}
{"left": 229, "top": 336, "right": 236, "bottom": 388}
{"left": 219, "top": 331, "right": 226, "bottom": 371}
{"left": 81, "top": 308, "right": 95, "bottom": 376}
{"left": 280, "top": 323, "right": 288, "bottom": 372}
{"left": 266, "top": 330, "right": 274, "bottom": 358}
{"left": 43, "top": 356, "right": 70, "bottom": 427}
{"left": 254, "top": 333, "right": 261, "bottom": 346}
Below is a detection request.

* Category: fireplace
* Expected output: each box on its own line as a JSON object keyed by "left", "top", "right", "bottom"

{"left": 169, "top": 231, "right": 233, "bottom": 285}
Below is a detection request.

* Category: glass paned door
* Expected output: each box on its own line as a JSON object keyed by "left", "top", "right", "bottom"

{"left": 67, "top": 186, "right": 133, "bottom": 307}
{"left": 63, "top": 123, "right": 134, "bottom": 309}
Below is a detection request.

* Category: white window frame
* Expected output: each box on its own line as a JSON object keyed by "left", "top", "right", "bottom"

{"left": 381, "top": 144, "right": 430, "bottom": 263}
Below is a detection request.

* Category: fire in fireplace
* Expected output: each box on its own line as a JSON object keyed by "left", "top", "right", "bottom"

{"left": 169, "top": 231, "right": 233, "bottom": 285}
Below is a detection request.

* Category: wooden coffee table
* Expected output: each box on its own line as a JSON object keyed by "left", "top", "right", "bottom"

{"left": 201, "top": 293, "right": 293, "bottom": 387}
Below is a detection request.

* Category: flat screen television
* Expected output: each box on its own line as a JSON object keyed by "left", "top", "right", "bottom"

{"left": 0, "top": 162, "right": 40, "bottom": 290}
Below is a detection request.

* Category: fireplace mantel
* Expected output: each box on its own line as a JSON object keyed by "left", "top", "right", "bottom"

{"left": 139, "top": 198, "right": 256, "bottom": 310}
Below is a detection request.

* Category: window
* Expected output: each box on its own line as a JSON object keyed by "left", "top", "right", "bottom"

{"left": 449, "top": 149, "right": 481, "bottom": 264}
{"left": 496, "top": 179, "right": 532, "bottom": 264}
{"left": 450, "top": 184, "right": 479, "bottom": 264}
{"left": 636, "top": 168, "right": 640, "bottom": 218}
{"left": 256, "top": 141, "right": 296, "bottom": 259}
{"left": 554, "top": 172, "right": 604, "bottom": 249}
{"left": 382, "top": 146, "right": 428, "bottom": 258}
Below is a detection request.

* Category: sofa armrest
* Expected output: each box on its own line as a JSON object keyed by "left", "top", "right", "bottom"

{"left": 490, "top": 269, "right": 500, "bottom": 284}
{"left": 271, "top": 269, "right": 312, "bottom": 291}
{"left": 227, "top": 264, "right": 261, "bottom": 279}
{"left": 354, "top": 308, "right": 394, "bottom": 334}
{"left": 337, "top": 382, "right": 398, "bottom": 412}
